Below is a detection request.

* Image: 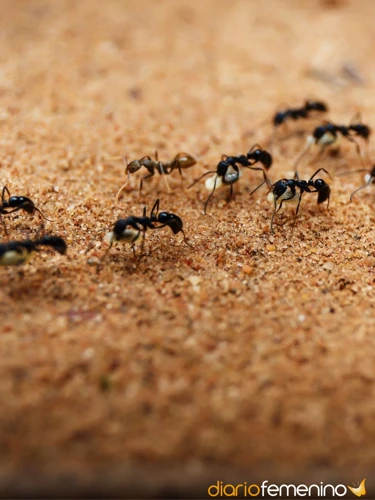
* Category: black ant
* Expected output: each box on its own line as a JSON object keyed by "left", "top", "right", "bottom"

{"left": 0, "top": 235, "right": 67, "bottom": 266}
{"left": 294, "top": 119, "right": 371, "bottom": 169}
{"left": 252, "top": 168, "right": 331, "bottom": 233}
{"left": 273, "top": 100, "right": 328, "bottom": 127}
{"left": 188, "top": 145, "right": 272, "bottom": 214}
{"left": 105, "top": 199, "right": 191, "bottom": 256}
{"left": 114, "top": 152, "right": 196, "bottom": 203}
{"left": 348, "top": 165, "right": 375, "bottom": 201}
{"left": 0, "top": 186, "right": 52, "bottom": 235}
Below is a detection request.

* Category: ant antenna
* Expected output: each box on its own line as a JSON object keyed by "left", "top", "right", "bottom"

{"left": 187, "top": 170, "right": 216, "bottom": 189}
{"left": 115, "top": 157, "right": 130, "bottom": 205}
{"left": 204, "top": 175, "right": 219, "bottom": 214}
{"left": 154, "top": 151, "right": 171, "bottom": 193}
{"left": 249, "top": 169, "right": 272, "bottom": 196}
{"left": 293, "top": 136, "right": 315, "bottom": 169}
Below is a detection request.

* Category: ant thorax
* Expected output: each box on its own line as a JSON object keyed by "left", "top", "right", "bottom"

{"left": 105, "top": 228, "right": 143, "bottom": 245}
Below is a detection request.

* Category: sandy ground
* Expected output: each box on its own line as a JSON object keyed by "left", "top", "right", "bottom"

{"left": 1, "top": 0, "right": 375, "bottom": 497}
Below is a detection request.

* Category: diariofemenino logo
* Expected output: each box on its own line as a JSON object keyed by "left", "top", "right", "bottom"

{"left": 208, "top": 478, "right": 366, "bottom": 497}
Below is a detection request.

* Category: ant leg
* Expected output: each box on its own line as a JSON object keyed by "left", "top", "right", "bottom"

{"left": 139, "top": 229, "right": 147, "bottom": 258}
{"left": 187, "top": 170, "right": 216, "bottom": 189}
{"left": 2, "top": 186, "right": 10, "bottom": 204}
{"left": 293, "top": 138, "right": 314, "bottom": 169}
{"left": 150, "top": 199, "right": 160, "bottom": 218}
{"left": 309, "top": 145, "right": 326, "bottom": 166}
{"left": 0, "top": 215, "right": 8, "bottom": 238}
{"left": 139, "top": 171, "right": 156, "bottom": 194}
{"left": 181, "top": 230, "right": 193, "bottom": 248}
{"left": 309, "top": 167, "right": 332, "bottom": 181}
{"left": 158, "top": 164, "right": 171, "bottom": 193}
{"left": 293, "top": 192, "right": 304, "bottom": 224}
{"left": 270, "top": 199, "right": 285, "bottom": 234}
{"left": 203, "top": 176, "right": 218, "bottom": 215}
{"left": 350, "top": 176, "right": 374, "bottom": 202}
{"left": 227, "top": 183, "right": 234, "bottom": 203}
{"left": 115, "top": 171, "right": 131, "bottom": 205}
{"left": 249, "top": 168, "right": 272, "bottom": 196}
{"left": 345, "top": 135, "right": 367, "bottom": 168}
{"left": 249, "top": 179, "right": 266, "bottom": 196}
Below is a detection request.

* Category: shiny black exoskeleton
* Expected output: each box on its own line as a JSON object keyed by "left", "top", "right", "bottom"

{"left": 108, "top": 198, "right": 190, "bottom": 254}
{"left": 269, "top": 168, "right": 331, "bottom": 233}
{"left": 189, "top": 145, "right": 273, "bottom": 214}
{"left": 312, "top": 122, "right": 371, "bottom": 142}
{"left": 294, "top": 119, "right": 371, "bottom": 169}
{"left": 0, "top": 235, "right": 67, "bottom": 266}
{"left": 273, "top": 100, "right": 328, "bottom": 127}
{"left": 0, "top": 186, "right": 51, "bottom": 234}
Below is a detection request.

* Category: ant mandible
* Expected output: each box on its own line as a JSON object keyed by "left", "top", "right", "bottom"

{"left": 114, "top": 152, "right": 196, "bottom": 203}
{"left": 188, "top": 145, "right": 272, "bottom": 214}
{"left": 0, "top": 186, "right": 52, "bottom": 235}
{"left": 293, "top": 118, "right": 371, "bottom": 169}
{"left": 105, "top": 198, "right": 191, "bottom": 256}
{"left": 0, "top": 235, "right": 67, "bottom": 266}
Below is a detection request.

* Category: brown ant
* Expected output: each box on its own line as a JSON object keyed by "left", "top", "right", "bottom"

{"left": 114, "top": 152, "right": 196, "bottom": 203}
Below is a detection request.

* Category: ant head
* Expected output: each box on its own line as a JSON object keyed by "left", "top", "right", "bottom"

{"left": 175, "top": 153, "right": 196, "bottom": 169}
{"left": 9, "top": 196, "right": 35, "bottom": 213}
{"left": 125, "top": 159, "right": 142, "bottom": 174}
{"left": 316, "top": 181, "right": 331, "bottom": 204}
{"left": 158, "top": 212, "right": 183, "bottom": 234}
{"left": 273, "top": 112, "right": 285, "bottom": 126}
{"left": 38, "top": 235, "right": 67, "bottom": 255}
{"left": 305, "top": 100, "right": 328, "bottom": 112}
{"left": 312, "top": 178, "right": 327, "bottom": 189}
{"left": 247, "top": 148, "right": 273, "bottom": 169}
{"left": 351, "top": 124, "right": 371, "bottom": 139}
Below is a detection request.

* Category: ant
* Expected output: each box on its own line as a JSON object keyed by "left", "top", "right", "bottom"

{"left": 293, "top": 118, "right": 371, "bottom": 169}
{"left": 348, "top": 165, "right": 375, "bottom": 201}
{"left": 252, "top": 168, "right": 331, "bottom": 233}
{"left": 114, "top": 152, "right": 196, "bottom": 203}
{"left": 273, "top": 100, "right": 328, "bottom": 127}
{"left": 105, "top": 199, "right": 191, "bottom": 256}
{"left": 0, "top": 235, "right": 67, "bottom": 266}
{"left": 0, "top": 186, "right": 52, "bottom": 235}
{"left": 188, "top": 145, "right": 272, "bottom": 214}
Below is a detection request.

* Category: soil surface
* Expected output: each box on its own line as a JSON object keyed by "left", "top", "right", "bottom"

{"left": 1, "top": 0, "right": 375, "bottom": 497}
